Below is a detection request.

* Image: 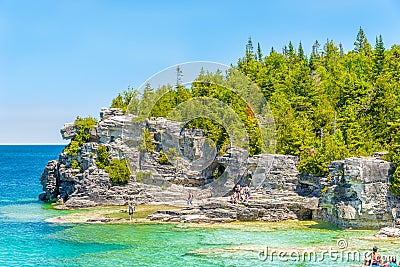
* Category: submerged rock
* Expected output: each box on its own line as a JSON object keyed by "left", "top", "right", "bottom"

{"left": 375, "top": 227, "right": 400, "bottom": 238}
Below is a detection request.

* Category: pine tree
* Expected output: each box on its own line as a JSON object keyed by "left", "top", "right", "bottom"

{"left": 298, "top": 41, "right": 305, "bottom": 61}
{"left": 354, "top": 26, "right": 371, "bottom": 54}
{"left": 339, "top": 43, "right": 344, "bottom": 59}
{"left": 309, "top": 40, "right": 320, "bottom": 70}
{"left": 288, "top": 41, "right": 295, "bottom": 58}
{"left": 283, "top": 45, "right": 288, "bottom": 58}
{"left": 312, "top": 40, "right": 320, "bottom": 58}
{"left": 176, "top": 65, "right": 183, "bottom": 87}
{"left": 257, "top": 42, "right": 263, "bottom": 62}
{"left": 374, "top": 35, "right": 385, "bottom": 74}
{"left": 246, "top": 37, "right": 255, "bottom": 60}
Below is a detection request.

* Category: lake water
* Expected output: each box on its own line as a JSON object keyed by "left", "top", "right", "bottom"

{"left": 1, "top": 145, "right": 399, "bottom": 267}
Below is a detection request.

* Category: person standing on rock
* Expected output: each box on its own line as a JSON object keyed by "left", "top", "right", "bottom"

{"left": 128, "top": 202, "right": 135, "bottom": 222}
{"left": 187, "top": 191, "right": 193, "bottom": 206}
{"left": 392, "top": 206, "right": 397, "bottom": 228}
{"left": 243, "top": 184, "right": 250, "bottom": 200}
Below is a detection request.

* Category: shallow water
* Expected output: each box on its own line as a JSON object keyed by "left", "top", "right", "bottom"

{"left": 0, "top": 145, "right": 398, "bottom": 267}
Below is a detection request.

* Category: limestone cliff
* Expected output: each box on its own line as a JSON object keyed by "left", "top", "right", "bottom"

{"left": 39, "top": 108, "right": 302, "bottom": 207}
{"left": 313, "top": 156, "right": 398, "bottom": 228}
{"left": 39, "top": 107, "right": 399, "bottom": 229}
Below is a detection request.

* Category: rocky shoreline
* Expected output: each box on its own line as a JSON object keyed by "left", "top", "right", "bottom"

{"left": 39, "top": 107, "right": 400, "bottom": 229}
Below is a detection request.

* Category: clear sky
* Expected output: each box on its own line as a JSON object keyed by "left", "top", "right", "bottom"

{"left": 1, "top": 0, "right": 399, "bottom": 144}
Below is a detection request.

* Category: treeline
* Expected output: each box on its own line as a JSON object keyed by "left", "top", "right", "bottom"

{"left": 111, "top": 70, "right": 269, "bottom": 156}
{"left": 236, "top": 28, "right": 400, "bottom": 191}
{"left": 111, "top": 27, "right": 400, "bottom": 194}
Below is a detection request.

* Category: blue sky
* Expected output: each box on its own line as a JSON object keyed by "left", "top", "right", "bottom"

{"left": 1, "top": 0, "right": 399, "bottom": 144}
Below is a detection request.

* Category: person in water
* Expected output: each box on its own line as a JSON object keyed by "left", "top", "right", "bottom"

{"left": 370, "top": 246, "right": 382, "bottom": 267}
{"left": 390, "top": 256, "right": 399, "bottom": 267}
{"left": 128, "top": 202, "right": 135, "bottom": 222}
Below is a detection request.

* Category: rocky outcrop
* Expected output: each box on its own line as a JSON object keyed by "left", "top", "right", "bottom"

{"left": 40, "top": 108, "right": 304, "bottom": 207}
{"left": 39, "top": 160, "right": 59, "bottom": 201}
{"left": 147, "top": 192, "right": 319, "bottom": 223}
{"left": 60, "top": 123, "right": 77, "bottom": 140}
{"left": 375, "top": 227, "right": 400, "bottom": 238}
{"left": 40, "top": 107, "right": 400, "bottom": 229}
{"left": 313, "top": 157, "right": 397, "bottom": 229}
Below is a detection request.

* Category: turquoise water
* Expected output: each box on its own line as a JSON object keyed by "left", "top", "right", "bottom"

{"left": 1, "top": 145, "right": 400, "bottom": 267}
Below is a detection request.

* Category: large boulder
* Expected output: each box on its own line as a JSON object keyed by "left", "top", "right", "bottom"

{"left": 315, "top": 156, "right": 397, "bottom": 229}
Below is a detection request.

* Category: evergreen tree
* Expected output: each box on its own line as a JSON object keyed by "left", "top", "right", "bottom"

{"left": 109, "top": 32, "right": 400, "bottom": 192}
{"left": 339, "top": 43, "right": 344, "bottom": 59}
{"left": 270, "top": 46, "right": 275, "bottom": 54}
{"left": 257, "top": 42, "right": 263, "bottom": 62}
{"left": 374, "top": 35, "right": 385, "bottom": 74}
{"left": 288, "top": 41, "right": 295, "bottom": 58}
{"left": 176, "top": 65, "right": 183, "bottom": 87}
{"left": 282, "top": 45, "right": 288, "bottom": 58}
{"left": 354, "top": 26, "right": 371, "bottom": 54}
{"left": 312, "top": 40, "right": 320, "bottom": 58}
{"left": 298, "top": 41, "right": 305, "bottom": 61}
{"left": 246, "top": 37, "right": 255, "bottom": 60}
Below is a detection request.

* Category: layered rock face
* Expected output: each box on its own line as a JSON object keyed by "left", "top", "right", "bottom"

{"left": 39, "top": 107, "right": 399, "bottom": 228}
{"left": 311, "top": 156, "right": 397, "bottom": 229}
{"left": 39, "top": 108, "right": 304, "bottom": 208}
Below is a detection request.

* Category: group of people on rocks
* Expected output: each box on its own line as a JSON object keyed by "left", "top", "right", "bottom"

{"left": 364, "top": 246, "right": 399, "bottom": 267}
{"left": 230, "top": 184, "right": 251, "bottom": 204}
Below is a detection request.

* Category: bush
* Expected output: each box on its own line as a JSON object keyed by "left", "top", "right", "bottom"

{"left": 157, "top": 150, "right": 171, "bottom": 165}
{"left": 64, "top": 140, "right": 80, "bottom": 157}
{"left": 70, "top": 159, "right": 81, "bottom": 171}
{"left": 298, "top": 149, "right": 328, "bottom": 177}
{"left": 387, "top": 145, "right": 400, "bottom": 196}
{"left": 110, "top": 88, "right": 139, "bottom": 114}
{"left": 320, "top": 186, "right": 328, "bottom": 194}
{"left": 136, "top": 170, "right": 152, "bottom": 183}
{"left": 105, "top": 159, "right": 131, "bottom": 185}
{"left": 143, "top": 129, "right": 155, "bottom": 152}
{"left": 166, "top": 148, "right": 178, "bottom": 161}
{"left": 64, "top": 116, "right": 98, "bottom": 156}
{"left": 96, "top": 145, "right": 109, "bottom": 169}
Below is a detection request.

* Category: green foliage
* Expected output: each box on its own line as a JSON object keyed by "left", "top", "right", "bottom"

{"left": 142, "top": 129, "right": 155, "bottom": 152}
{"left": 166, "top": 148, "right": 178, "bottom": 161}
{"left": 320, "top": 186, "right": 328, "bottom": 194}
{"left": 110, "top": 87, "right": 139, "bottom": 114}
{"left": 70, "top": 159, "right": 81, "bottom": 172}
{"left": 64, "top": 140, "right": 80, "bottom": 157}
{"left": 64, "top": 117, "right": 98, "bottom": 156}
{"left": 96, "top": 145, "right": 109, "bottom": 169}
{"left": 387, "top": 145, "right": 400, "bottom": 196}
{"left": 157, "top": 150, "right": 171, "bottom": 165}
{"left": 105, "top": 159, "right": 131, "bottom": 185}
{"left": 236, "top": 31, "right": 400, "bottom": 177}
{"left": 111, "top": 30, "right": 400, "bottom": 183}
{"left": 136, "top": 170, "right": 152, "bottom": 183}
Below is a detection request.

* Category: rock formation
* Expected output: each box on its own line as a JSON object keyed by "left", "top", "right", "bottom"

{"left": 39, "top": 107, "right": 399, "bottom": 229}
{"left": 310, "top": 157, "right": 397, "bottom": 229}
